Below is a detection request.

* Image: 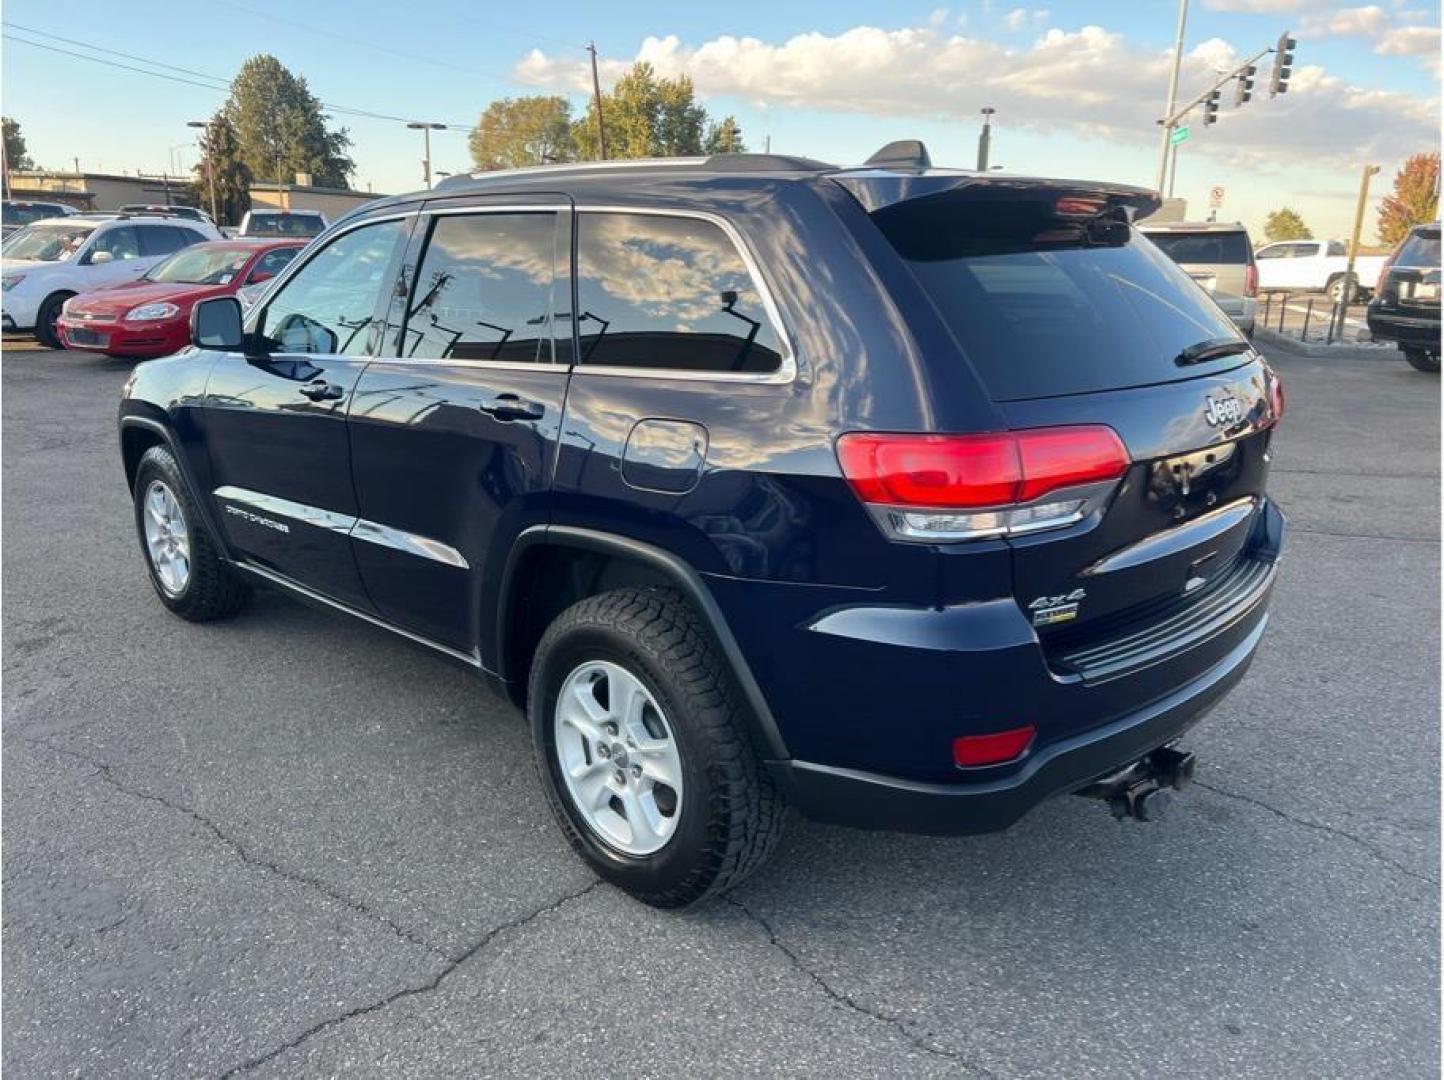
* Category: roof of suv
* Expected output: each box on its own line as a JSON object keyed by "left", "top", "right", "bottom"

{"left": 1140, "top": 220, "right": 1249, "bottom": 233}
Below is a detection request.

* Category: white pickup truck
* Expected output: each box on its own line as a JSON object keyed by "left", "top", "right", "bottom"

{"left": 1254, "top": 239, "right": 1388, "bottom": 304}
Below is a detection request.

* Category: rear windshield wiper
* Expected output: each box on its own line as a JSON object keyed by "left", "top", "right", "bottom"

{"left": 1174, "top": 337, "right": 1252, "bottom": 366}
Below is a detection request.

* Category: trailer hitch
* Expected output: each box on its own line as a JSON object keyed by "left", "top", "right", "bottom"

{"left": 1076, "top": 747, "right": 1196, "bottom": 822}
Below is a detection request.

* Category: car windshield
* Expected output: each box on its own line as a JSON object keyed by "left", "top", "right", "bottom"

{"left": 1145, "top": 231, "right": 1251, "bottom": 265}
{"left": 4, "top": 204, "right": 68, "bottom": 227}
{"left": 145, "top": 246, "right": 252, "bottom": 284}
{"left": 244, "top": 213, "right": 323, "bottom": 237}
{"left": 2, "top": 221, "right": 96, "bottom": 262}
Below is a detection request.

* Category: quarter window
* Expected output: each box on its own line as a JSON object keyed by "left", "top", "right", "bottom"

{"left": 575, "top": 212, "right": 783, "bottom": 374}
{"left": 259, "top": 218, "right": 405, "bottom": 356}
{"left": 402, "top": 213, "right": 562, "bottom": 362}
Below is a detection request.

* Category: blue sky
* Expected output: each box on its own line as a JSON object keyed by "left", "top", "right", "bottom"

{"left": 3, "top": 0, "right": 1439, "bottom": 240}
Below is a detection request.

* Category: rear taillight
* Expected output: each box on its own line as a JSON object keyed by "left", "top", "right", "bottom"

{"left": 836, "top": 426, "right": 1129, "bottom": 542}
{"left": 1268, "top": 375, "right": 1285, "bottom": 426}
{"left": 1244, "top": 263, "right": 1258, "bottom": 298}
{"left": 1376, "top": 248, "right": 1399, "bottom": 293}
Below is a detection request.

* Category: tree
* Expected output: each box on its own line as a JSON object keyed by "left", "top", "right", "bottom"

{"left": 705, "top": 116, "right": 746, "bottom": 155}
{"left": 573, "top": 62, "right": 712, "bottom": 160}
{"left": 1377, "top": 152, "right": 1440, "bottom": 246}
{"left": 1263, "top": 207, "right": 1313, "bottom": 242}
{"left": 223, "top": 55, "right": 354, "bottom": 188}
{"left": 3, "top": 116, "right": 34, "bottom": 171}
{"left": 190, "top": 114, "right": 252, "bottom": 226}
{"left": 469, "top": 96, "right": 577, "bottom": 170}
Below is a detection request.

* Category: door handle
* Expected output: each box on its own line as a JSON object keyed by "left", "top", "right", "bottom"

{"left": 299, "top": 379, "right": 344, "bottom": 402}
{"left": 478, "top": 393, "right": 544, "bottom": 421}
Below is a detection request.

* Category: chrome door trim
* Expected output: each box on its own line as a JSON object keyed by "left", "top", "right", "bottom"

{"left": 214, "top": 486, "right": 469, "bottom": 569}
{"left": 232, "top": 560, "right": 482, "bottom": 668}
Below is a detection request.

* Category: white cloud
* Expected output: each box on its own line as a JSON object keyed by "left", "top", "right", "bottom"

{"left": 1376, "top": 24, "right": 1442, "bottom": 54}
{"left": 1303, "top": 5, "right": 1391, "bottom": 36}
{"left": 514, "top": 24, "right": 1439, "bottom": 171}
{"left": 1003, "top": 8, "right": 1050, "bottom": 31}
{"left": 1201, "top": 0, "right": 1319, "bottom": 11}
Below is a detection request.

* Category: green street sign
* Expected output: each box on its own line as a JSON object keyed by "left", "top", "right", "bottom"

{"left": 1170, "top": 125, "right": 1191, "bottom": 145}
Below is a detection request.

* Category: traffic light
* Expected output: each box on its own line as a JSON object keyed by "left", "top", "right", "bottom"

{"left": 1234, "top": 65, "right": 1256, "bottom": 106}
{"left": 1269, "top": 33, "right": 1296, "bottom": 96}
{"left": 1203, "top": 89, "right": 1221, "bottom": 125}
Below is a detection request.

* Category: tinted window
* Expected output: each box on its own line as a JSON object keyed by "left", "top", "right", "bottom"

{"left": 91, "top": 226, "right": 140, "bottom": 261}
{"left": 575, "top": 212, "right": 783, "bottom": 374}
{"left": 1398, "top": 229, "right": 1441, "bottom": 268}
{"left": 402, "top": 213, "right": 561, "bottom": 362}
{"left": 4, "top": 203, "right": 68, "bottom": 226}
{"left": 1327, "top": 241, "right": 1347, "bottom": 257}
{"left": 138, "top": 225, "right": 192, "bottom": 257}
{"left": 245, "top": 212, "right": 325, "bottom": 237}
{"left": 876, "top": 197, "right": 1242, "bottom": 401}
{"left": 1146, "top": 231, "right": 1250, "bottom": 265}
{"left": 250, "top": 247, "right": 300, "bottom": 281}
{"left": 260, "top": 219, "right": 405, "bottom": 356}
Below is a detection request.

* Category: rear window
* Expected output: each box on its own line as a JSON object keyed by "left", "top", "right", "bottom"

{"left": 1144, "top": 230, "right": 1251, "bottom": 265}
{"left": 1398, "top": 229, "right": 1441, "bottom": 268}
{"left": 244, "top": 213, "right": 325, "bottom": 238}
{"left": 4, "top": 203, "right": 68, "bottom": 226}
{"left": 874, "top": 195, "right": 1244, "bottom": 401}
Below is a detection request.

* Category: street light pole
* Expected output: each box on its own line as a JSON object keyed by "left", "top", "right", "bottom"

{"left": 407, "top": 121, "right": 447, "bottom": 189}
{"left": 1157, "top": 0, "right": 1189, "bottom": 191}
{"left": 187, "top": 120, "right": 218, "bottom": 224}
{"left": 976, "top": 107, "right": 996, "bottom": 171}
{"left": 1332, "top": 163, "right": 1381, "bottom": 339}
{"left": 587, "top": 42, "right": 609, "bottom": 160}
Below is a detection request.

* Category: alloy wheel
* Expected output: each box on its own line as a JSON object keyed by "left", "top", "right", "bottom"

{"left": 142, "top": 480, "right": 191, "bottom": 596}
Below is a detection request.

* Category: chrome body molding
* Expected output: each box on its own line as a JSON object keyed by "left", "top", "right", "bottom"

{"left": 214, "top": 486, "right": 470, "bottom": 569}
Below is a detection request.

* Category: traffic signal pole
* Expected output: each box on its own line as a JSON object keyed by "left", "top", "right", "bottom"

{"left": 1156, "top": 0, "right": 1190, "bottom": 192}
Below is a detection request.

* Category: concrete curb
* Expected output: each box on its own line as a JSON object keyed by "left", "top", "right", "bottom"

{"left": 1252, "top": 326, "right": 1399, "bottom": 362}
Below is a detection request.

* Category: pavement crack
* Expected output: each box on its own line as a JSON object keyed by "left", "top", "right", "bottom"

{"left": 1195, "top": 780, "right": 1439, "bottom": 887}
{"left": 15, "top": 735, "right": 450, "bottom": 960}
{"left": 724, "top": 895, "right": 997, "bottom": 1077}
{"left": 1291, "top": 526, "right": 1438, "bottom": 545}
{"left": 218, "top": 880, "right": 603, "bottom": 1077}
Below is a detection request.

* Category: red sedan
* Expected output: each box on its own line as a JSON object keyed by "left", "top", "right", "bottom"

{"left": 57, "top": 239, "right": 306, "bottom": 358}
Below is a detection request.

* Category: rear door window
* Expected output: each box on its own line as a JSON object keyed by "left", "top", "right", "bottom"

{"left": 873, "top": 195, "right": 1243, "bottom": 401}
{"left": 138, "top": 225, "right": 190, "bottom": 257}
{"left": 574, "top": 211, "right": 784, "bottom": 375}
{"left": 1145, "top": 231, "right": 1250, "bottom": 265}
{"left": 91, "top": 226, "right": 140, "bottom": 261}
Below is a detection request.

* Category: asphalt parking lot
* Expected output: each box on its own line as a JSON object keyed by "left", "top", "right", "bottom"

{"left": 3, "top": 342, "right": 1438, "bottom": 1077}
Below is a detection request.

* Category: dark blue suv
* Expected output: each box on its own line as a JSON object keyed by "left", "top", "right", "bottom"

{"left": 118, "top": 144, "right": 1285, "bottom": 907}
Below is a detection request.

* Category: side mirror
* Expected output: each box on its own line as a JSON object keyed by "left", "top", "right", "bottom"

{"left": 191, "top": 296, "right": 245, "bottom": 351}
{"left": 89, "top": 250, "right": 113, "bottom": 265}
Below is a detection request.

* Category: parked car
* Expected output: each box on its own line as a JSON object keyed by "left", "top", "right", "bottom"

{"left": 1, "top": 199, "right": 78, "bottom": 238}
{"left": 118, "top": 203, "right": 217, "bottom": 226}
{"left": 237, "top": 209, "right": 327, "bottom": 238}
{"left": 57, "top": 239, "right": 304, "bottom": 359}
{"left": 1141, "top": 220, "right": 1258, "bottom": 334}
{"left": 119, "top": 145, "right": 1285, "bottom": 907}
{"left": 1367, "top": 222, "right": 1441, "bottom": 372}
{"left": 1254, "top": 238, "right": 1388, "bottom": 304}
{"left": 2, "top": 214, "right": 222, "bottom": 347}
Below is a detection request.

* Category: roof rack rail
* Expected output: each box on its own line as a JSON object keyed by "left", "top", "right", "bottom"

{"left": 701, "top": 153, "right": 836, "bottom": 172}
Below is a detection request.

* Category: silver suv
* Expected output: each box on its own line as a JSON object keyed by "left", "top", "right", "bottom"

{"left": 1141, "top": 221, "right": 1258, "bottom": 335}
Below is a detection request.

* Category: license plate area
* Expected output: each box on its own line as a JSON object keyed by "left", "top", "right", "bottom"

{"left": 66, "top": 327, "right": 109, "bottom": 347}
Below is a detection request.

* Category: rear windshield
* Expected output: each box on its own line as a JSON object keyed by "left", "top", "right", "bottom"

{"left": 4, "top": 203, "right": 68, "bottom": 226}
{"left": 1397, "top": 229, "right": 1441, "bottom": 268}
{"left": 244, "top": 213, "right": 324, "bottom": 237}
{"left": 874, "top": 195, "right": 1245, "bottom": 401}
{"left": 1144, "top": 230, "right": 1251, "bottom": 265}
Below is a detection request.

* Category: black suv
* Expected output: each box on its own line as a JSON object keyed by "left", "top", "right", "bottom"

{"left": 118, "top": 144, "right": 1286, "bottom": 907}
{"left": 1368, "top": 222, "right": 1440, "bottom": 372}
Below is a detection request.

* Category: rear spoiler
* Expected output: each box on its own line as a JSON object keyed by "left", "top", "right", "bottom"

{"left": 830, "top": 171, "right": 1162, "bottom": 223}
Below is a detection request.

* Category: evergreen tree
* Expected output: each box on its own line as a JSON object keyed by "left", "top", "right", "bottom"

{"left": 190, "top": 114, "right": 253, "bottom": 226}
{"left": 222, "top": 55, "right": 354, "bottom": 188}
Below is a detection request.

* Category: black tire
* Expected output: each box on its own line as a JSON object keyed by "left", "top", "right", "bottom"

{"left": 1403, "top": 347, "right": 1440, "bottom": 373}
{"left": 528, "top": 587, "right": 785, "bottom": 908}
{"left": 34, "top": 292, "right": 72, "bottom": 350}
{"left": 132, "top": 445, "right": 250, "bottom": 620}
{"left": 1326, "top": 274, "right": 1357, "bottom": 306}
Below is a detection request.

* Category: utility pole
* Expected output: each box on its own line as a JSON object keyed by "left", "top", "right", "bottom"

{"left": 407, "top": 121, "right": 447, "bottom": 189}
{"left": 1332, "top": 163, "right": 1380, "bottom": 339}
{"left": 188, "top": 120, "right": 218, "bottom": 223}
{"left": 1156, "top": 0, "right": 1189, "bottom": 191}
{"left": 976, "top": 107, "right": 996, "bottom": 171}
{"left": 72, "top": 156, "right": 80, "bottom": 175}
{"left": 587, "top": 41, "right": 609, "bottom": 160}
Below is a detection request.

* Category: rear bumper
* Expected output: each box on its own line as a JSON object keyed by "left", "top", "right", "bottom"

{"left": 1366, "top": 306, "right": 1440, "bottom": 349}
{"left": 770, "top": 614, "right": 1265, "bottom": 834}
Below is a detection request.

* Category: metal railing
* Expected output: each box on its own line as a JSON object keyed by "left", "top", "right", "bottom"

{"left": 1258, "top": 291, "right": 1365, "bottom": 345}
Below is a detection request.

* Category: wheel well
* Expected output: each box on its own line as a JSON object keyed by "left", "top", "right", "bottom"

{"left": 121, "top": 425, "right": 165, "bottom": 490}
{"left": 502, "top": 544, "right": 672, "bottom": 706}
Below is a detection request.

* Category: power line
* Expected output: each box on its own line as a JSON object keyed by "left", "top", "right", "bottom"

{"left": 3, "top": 23, "right": 474, "bottom": 130}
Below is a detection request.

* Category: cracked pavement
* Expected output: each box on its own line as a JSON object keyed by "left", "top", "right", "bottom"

{"left": 3, "top": 345, "right": 1438, "bottom": 1076}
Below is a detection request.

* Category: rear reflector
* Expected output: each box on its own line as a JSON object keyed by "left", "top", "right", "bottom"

{"left": 953, "top": 725, "right": 1036, "bottom": 767}
{"left": 837, "top": 426, "right": 1129, "bottom": 541}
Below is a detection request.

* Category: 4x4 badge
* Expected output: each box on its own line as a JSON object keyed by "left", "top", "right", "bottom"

{"left": 1029, "top": 588, "right": 1086, "bottom": 626}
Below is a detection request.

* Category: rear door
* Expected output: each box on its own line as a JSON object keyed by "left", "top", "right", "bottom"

{"left": 868, "top": 187, "right": 1281, "bottom": 648}
{"left": 345, "top": 199, "right": 572, "bottom": 654}
{"left": 202, "top": 214, "right": 411, "bottom": 608}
